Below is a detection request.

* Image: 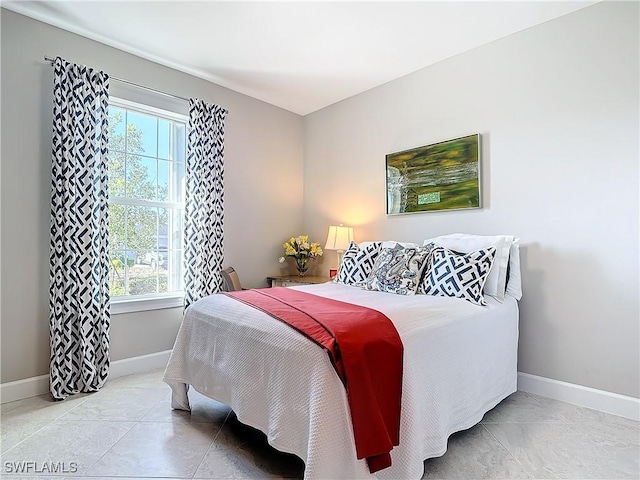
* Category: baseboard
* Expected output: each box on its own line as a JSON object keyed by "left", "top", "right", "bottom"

{"left": 0, "top": 350, "right": 172, "bottom": 404}
{"left": 518, "top": 372, "right": 640, "bottom": 421}
{"left": 3, "top": 360, "right": 638, "bottom": 421}
{"left": 0, "top": 374, "right": 50, "bottom": 405}
{"left": 109, "top": 349, "right": 172, "bottom": 379}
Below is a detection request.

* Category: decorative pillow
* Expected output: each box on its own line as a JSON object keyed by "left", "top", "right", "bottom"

{"left": 423, "top": 234, "right": 515, "bottom": 301}
{"left": 365, "top": 243, "right": 434, "bottom": 295}
{"left": 335, "top": 241, "right": 382, "bottom": 286}
{"left": 422, "top": 246, "right": 497, "bottom": 306}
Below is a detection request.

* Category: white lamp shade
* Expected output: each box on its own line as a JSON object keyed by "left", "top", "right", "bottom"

{"left": 325, "top": 225, "right": 354, "bottom": 252}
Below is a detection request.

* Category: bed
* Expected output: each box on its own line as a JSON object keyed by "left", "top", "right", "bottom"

{"left": 163, "top": 235, "right": 521, "bottom": 479}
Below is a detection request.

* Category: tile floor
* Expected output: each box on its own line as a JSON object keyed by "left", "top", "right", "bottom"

{"left": 1, "top": 369, "right": 638, "bottom": 479}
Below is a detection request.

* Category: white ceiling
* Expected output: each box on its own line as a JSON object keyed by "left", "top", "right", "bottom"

{"left": 4, "top": 1, "right": 596, "bottom": 115}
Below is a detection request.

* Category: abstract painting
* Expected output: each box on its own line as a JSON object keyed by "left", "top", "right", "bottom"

{"left": 386, "top": 134, "right": 481, "bottom": 214}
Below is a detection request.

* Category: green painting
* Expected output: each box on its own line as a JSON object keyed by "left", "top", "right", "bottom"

{"left": 386, "top": 134, "right": 481, "bottom": 214}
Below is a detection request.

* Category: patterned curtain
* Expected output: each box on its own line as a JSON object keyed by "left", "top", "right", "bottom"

{"left": 49, "top": 57, "right": 110, "bottom": 400}
{"left": 184, "top": 99, "right": 227, "bottom": 309}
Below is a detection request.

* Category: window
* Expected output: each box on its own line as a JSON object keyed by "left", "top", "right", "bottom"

{"left": 108, "top": 98, "right": 186, "bottom": 312}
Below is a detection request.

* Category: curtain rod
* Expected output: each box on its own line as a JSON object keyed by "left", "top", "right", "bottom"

{"left": 44, "top": 56, "right": 190, "bottom": 103}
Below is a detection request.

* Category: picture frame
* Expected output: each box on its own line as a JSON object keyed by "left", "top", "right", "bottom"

{"left": 386, "top": 133, "right": 481, "bottom": 215}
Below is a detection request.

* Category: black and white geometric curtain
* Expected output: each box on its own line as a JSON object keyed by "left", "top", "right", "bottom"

{"left": 49, "top": 57, "right": 111, "bottom": 400}
{"left": 184, "top": 99, "right": 227, "bottom": 309}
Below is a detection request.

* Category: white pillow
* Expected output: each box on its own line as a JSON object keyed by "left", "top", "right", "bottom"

{"left": 423, "top": 233, "right": 515, "bottom": 301}
{"left": 381, "top": 241, "right": 420, "bottom": 249}
{"left": 505, "top": 239, "right": 522, "bottom": 300}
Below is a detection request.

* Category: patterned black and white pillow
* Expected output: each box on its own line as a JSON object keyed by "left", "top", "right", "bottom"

{"left": 336, "top": 241, "right": 382, "bottom": 286}
{"left": 422, "top": 246, "right": 497, "bottom": 306}
{"left": 365, "top": 243, "right": 434, "bottom": 295}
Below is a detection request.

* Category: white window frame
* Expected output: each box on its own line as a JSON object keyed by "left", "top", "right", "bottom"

{"left": 108, "top": 97, "right": 187, "bottom": 314}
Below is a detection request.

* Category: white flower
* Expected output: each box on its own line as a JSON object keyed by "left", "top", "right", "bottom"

{"left": 278, "top": 256, "right": 285, "bottom": 263}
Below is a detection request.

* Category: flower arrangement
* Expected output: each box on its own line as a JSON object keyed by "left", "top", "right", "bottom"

{"left": 278, "top": 235, "right": 323, "bottom": 276}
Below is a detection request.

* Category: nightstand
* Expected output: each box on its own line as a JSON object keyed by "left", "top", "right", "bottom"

{"left": 267, "top": 275, "right": 332, "bottom": 288}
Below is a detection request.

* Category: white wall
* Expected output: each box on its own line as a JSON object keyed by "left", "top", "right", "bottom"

{"left": 303, "top": 2, "right": 639, "bottom": 398}
{"left": 0, "top": 10, "right": 304, "bottom": 384}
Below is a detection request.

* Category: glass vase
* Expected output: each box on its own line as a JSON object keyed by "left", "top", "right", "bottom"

{"left": 295, "top": 257, "right": 309, "bottom": 276}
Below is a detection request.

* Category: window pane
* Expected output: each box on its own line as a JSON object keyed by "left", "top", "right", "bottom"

{"left": 158, "top": 159, "right": 170, "bottom": 202}
{"left": 168, "top": 208, "right": 183, "bottom": 250}
{"left": 166, "top": 208, "right": 183, "bottom": 292}
{"left": 123, "top": 249, "right": 137, "bottom": 267}
{"left": 156, "top": 160, "right": 185, "bottom": 203}
{"left": 129, "top": 267, "right": 159, "bottom": 296}
{"left": 176, "top": 161, "right": 186, "bottom": 204}
{"left": 167, "top": 249, "right": 183, "bottom": 292}
{"left": 158, "top": 208, "right": 169, "bottom": 273}
{"left": 109, "top": 251, "right": 127, "bottom": 297}
{"left": 108, "top": 204, "right": 126, "bottom": 254}
{"left": 108, "top": 151, "right": 126, "bottom": 198}
{"left": 126, "top": 155, "right": 157, "bottom": 200}
{"left": 158, "top": 269, "right": 169, "bottom": 294}
{"left": 158, "top": 119, "right": 170, "bottom": 160}
{"left": 125, "top": 205, "right": 158, "bottom": 253}
{"left": 173, "top": 123, "right": 186, "bottom": 163}
{"left": 126, "top": 111, "right": 158, "bottom": 157}
{"left": 109, "top": 107, "right": 126, "bottom": 153}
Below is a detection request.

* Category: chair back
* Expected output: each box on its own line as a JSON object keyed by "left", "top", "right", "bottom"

{"left": 221, "top": 267, "right": 242, "bottom": 292}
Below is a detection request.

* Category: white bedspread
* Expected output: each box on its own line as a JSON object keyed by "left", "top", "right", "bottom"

{"left": 164, "top": 283, "right": 518, "bottom": 479}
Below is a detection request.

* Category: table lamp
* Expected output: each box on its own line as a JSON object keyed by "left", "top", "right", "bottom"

{"left": 325, "top": 224, "right": 354, "bottom": 268}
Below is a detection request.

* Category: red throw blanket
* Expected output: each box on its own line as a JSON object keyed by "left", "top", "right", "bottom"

{"left": 224, "top": 287, "right": 403, "bottom": 473}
